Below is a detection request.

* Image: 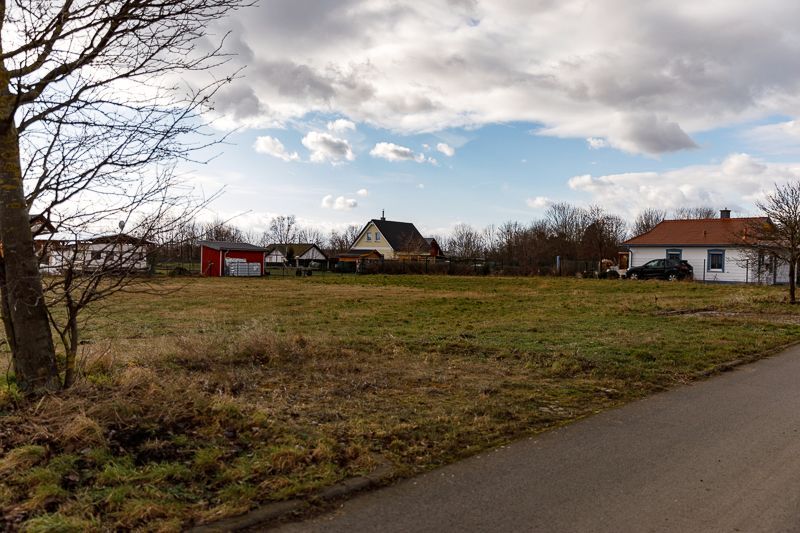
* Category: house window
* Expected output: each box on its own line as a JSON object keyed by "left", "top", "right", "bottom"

{"left": 92, "top": 251, "right": 102, "bottom": 260}
{"left": 666, "top": 249, "right": 682, "bottom": 261}
{"left": 375, "top": 232, "right": 381, "bottom": 241}
{"left": 366, "top": 232, "right": 372, "bottom": 241}
{"left": 708, "top": 249, "right": 725, "bottom": 272}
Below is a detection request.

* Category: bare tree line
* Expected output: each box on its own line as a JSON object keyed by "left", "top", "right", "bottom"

{"left": 154, "top": 204, "right": 722, "bottom": 267}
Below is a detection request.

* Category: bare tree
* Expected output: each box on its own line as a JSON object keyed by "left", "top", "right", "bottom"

{"left": 327, "top": 224, "right": 360, "bottom": 254}
{"left": 202, "top": 219, "right": 244, "bottom": 242}
{"left": 747, "top": 182, "right": 800, "bottom": 303}
{"left": 545, "top": 202, "right": 587, "bottom": 259}
{"left": 297, "top": 225, "right": 325, "bottom": 246}
{"left": 41, "top": 204, "right": 204, "bottom": 387}
{"left": 581, "top": 206, "right": 627, "bottom": 262}
{"left": 266, "top": 215, "right": 297, "bottom": 245}
{"left": 632, "top": 208, "right": 667, "bottom": 237}
{"left": 1, "top": 0, "right": 247, "bottom": 393}
{"left": 672, "top": 206, "right": 717, "bottom": 219}
{"left": 446, "top": 223, "right": 485, "bottom": 259}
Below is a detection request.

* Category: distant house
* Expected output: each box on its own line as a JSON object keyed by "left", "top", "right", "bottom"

{"left": 35, "top": 233, "right": 152, "bottom": 274}
{"left": 339, "top": 214, "right": 441, "bottom": 265}
{"left": 623, "top": 209, "right": 789, "bottom": 284}
{"left": 265, "top": 243, "right": 328, "bottom": 267}
{"left": 199, "top": 241, "right": 268, "bottom": 277}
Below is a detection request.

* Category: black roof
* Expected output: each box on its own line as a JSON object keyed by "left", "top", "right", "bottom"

{"left": 368, "top": 219, "right": 428, "bottom": 252}
{"left": 199, "top": 240, "right": 269, "bottom": 252}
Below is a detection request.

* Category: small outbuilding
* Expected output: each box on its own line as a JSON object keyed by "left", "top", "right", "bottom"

{"left": 199, "top": 240, "right": 268, "bottom": 277}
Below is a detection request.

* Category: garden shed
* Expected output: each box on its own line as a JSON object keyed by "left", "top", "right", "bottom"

{"left": 199, "top": 240, "right": 268, "bottom": 277}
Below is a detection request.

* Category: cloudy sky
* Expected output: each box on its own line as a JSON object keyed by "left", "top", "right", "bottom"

{"left": 193, "top": 0, "right": 800, "bottom": 235}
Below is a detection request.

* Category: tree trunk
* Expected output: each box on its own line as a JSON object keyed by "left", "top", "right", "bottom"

{"left": 0, "top": 97, "right": 58, "bottom": 392}
{"left": 0, "top": 257, "right": 16, "bottom": 355}
{"left": 62, "top": 314, "right": 79, "bottom": 389}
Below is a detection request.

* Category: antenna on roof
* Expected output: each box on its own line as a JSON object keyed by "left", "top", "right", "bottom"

{"left": 381, "top": 209, "right": 385, "bottom": 221}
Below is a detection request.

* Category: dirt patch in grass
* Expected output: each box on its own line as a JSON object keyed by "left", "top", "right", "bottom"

{"left": 2, "top": 276, "right": 800, "bottom": 530}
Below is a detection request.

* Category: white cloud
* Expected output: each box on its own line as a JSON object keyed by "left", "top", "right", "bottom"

{"left": 302, "top": 132, "right": 355, "bottom": 164}
{"left": 526, "top": 196, "right": 553, "bottom": 209}
{"left": 253, "top": 136, "right": 300, "bottom": 162}
{"left": 417, "top": 183, "right": 425, "bottom": 189}
{"left": 370, "top": 142, "right": 437, "bottom": 164}
{"left": 721, "top": 152, "right": 767, "bottom": 176}
{"left": 744, "top": 120, "right": 800, "bottom": 154}
{"left": 436, "top": 142, "right": 455, "bottom": 157}
{"left": 327, "top": 118, "right": 356, "bottom": 133}
{"left": 567, "top": 153, "right": 799, "bottom": 217}
{"left": 356, "top": 188, "right": 369, "bottom": 197}
{"left": 587, "top": 137, "right": 607, "bottom": 150}
{"left": 210, "top": 2, "right": 800, "bottom": 155}
{"left": 321, "top": 194, "right": 358, "bottom": 210}
{"left": 370, "top": 142, "right": 417, "bottom": 161}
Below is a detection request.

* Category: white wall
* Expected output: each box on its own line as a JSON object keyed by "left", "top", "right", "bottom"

{"left": 265, "top": 250, "right": 285, "bottom": 264}
{"left": 299, "top": 247, "right": 326, "bottom": 261}
{"left": 629, "top": 246, "right": 789, "bottom": 284}
{"left": 42, "top": 242, "right": 149, "bottom": 273}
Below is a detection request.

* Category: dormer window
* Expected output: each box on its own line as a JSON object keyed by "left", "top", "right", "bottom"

{"left": 375, "top": 232, "right": 381, "bottom": 241}
{"left": 366, "top": 233, "right": 372, "bottom": 241}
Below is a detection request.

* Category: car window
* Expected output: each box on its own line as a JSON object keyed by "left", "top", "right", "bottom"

{"left": 644, "top": 260, "right": 660, "bottom": 267}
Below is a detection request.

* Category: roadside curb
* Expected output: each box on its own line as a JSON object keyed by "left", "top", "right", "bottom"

{"left": 695, "top": 340, "right": 800, "bottom": 379}
{"left": 190, "top": 460, "right": 395, "bottom": 532}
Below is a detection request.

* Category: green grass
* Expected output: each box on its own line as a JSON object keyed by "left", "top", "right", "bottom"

{"left": 2, "top": 275, "right": 800, "bottom": 530}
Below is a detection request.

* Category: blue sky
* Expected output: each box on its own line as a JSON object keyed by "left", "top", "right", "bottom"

{"left": 191, "top": 1, "right": 800, "bottom": 236}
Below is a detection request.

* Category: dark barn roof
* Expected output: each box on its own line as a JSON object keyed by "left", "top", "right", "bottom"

{"left": 199, "top": 240, "right": 269, "bottom": 252}
{"left": 266, "top": 243, "right": 328, "bottom": 259}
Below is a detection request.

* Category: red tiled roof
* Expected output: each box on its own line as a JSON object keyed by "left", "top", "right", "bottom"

{"left": 623, "top": 217, "right": 769, "bottom": 246}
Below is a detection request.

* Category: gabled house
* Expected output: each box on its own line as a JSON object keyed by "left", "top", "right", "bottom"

{"left": 35, "top": 233, "right": 153, "bottom": 274}
{"left": 622, "top": 209, "right": 789, "bottom": 284}
{"left": 340, "top": 214, "right": 441, "bottom": 263}
{"left": 265, "top": 243, "right": 328, "bottom": 267}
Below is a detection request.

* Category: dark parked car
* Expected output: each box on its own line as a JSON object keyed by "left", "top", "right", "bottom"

{"left": 625, "top": 258, "right": 693, "bottom": 280}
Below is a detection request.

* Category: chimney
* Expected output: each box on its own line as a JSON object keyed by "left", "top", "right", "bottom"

{"left": 381, "top": 209, "right": 386, "bottom": 221}
{"left": 720, "top": 208, "right": 731, "bottom": 219}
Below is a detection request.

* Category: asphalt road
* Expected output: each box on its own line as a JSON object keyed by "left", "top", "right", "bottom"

{"left": 276, "top": 345, "right": 800, "bottom": 532}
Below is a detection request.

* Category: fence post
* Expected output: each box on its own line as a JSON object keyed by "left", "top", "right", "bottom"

{"left": 703, "top": 259, "right": 706, "bottom": 282}
{"left": 746, "top": 260, "right": 749, "bottom": 284}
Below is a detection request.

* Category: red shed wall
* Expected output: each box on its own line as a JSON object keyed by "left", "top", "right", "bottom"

{"left": 200, "top": 245, "right": 222, "bottom": 277}
{"left": 201, "top": 247, "right": 264, "bottom": 276}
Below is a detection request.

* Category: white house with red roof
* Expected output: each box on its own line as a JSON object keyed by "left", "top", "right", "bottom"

{"left": 622, "top": 209, "right": 790, "bottom": 284}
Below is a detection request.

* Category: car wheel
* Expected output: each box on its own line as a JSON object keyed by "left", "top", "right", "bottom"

{"left": 628, "top": 272, "right": 639, "bottom": 280}
{"left": 667, "top": 273, "right": 679, "bottom": 281}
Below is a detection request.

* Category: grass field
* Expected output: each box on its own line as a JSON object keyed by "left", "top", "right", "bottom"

{"left": 2, "top": 275, "right": 800, "bottom": 531}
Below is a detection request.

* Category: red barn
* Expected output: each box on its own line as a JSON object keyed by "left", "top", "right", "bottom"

{"left": 199, "top": 241, "right": 268, "bottom": 277}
